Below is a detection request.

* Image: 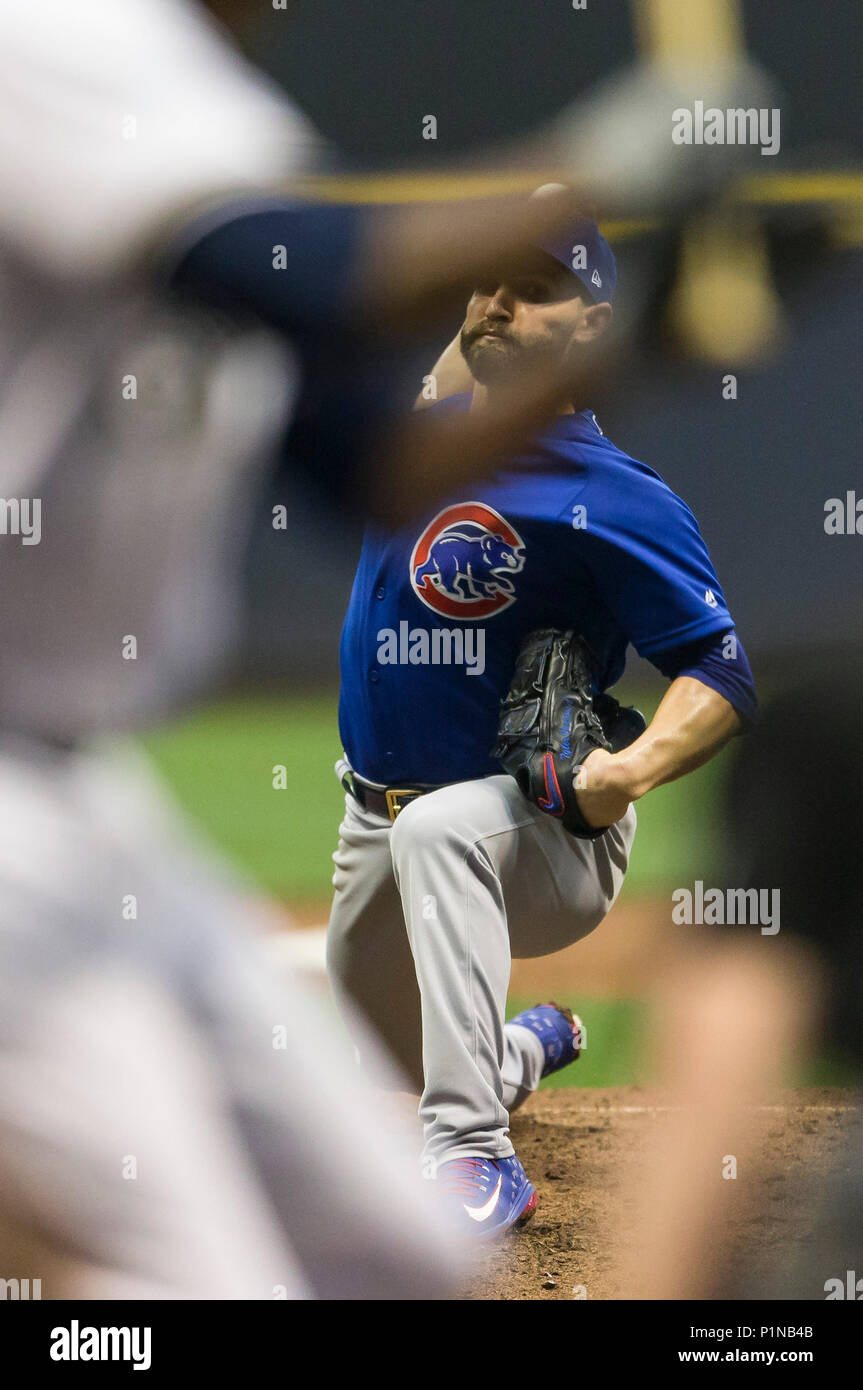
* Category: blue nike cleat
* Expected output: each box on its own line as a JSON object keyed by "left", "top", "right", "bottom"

{"left": 436, "top": 1154, "right": 537, "bottom": 1238}
{"left": 508, "top": 1001, "right": 584, "bottom": 1077}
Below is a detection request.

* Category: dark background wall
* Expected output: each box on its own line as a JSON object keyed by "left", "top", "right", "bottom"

{"left": 251, "top": 0, "right": 861, "bottom": 162}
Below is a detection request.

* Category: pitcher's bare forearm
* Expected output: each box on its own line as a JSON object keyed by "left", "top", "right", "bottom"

{"left": 577, "top": 678, "right": 742, "bottom": 828}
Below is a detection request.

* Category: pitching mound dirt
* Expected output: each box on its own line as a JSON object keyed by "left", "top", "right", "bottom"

{"left": 462, "top": 1086, "right": 860, "bottom": 1300}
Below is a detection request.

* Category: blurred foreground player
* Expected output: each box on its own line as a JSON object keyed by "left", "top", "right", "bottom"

{"left": 0, "top": 0, "right": 464, "bottom": 1301}
{"left": 615, "top": 669, "right": 863, "bottom": 1299}
{"left": 0, "top": 0, "right": 598, "bottom": 1298}
{"left": 734, "top": 671, "right": 863, "bottom": 1298}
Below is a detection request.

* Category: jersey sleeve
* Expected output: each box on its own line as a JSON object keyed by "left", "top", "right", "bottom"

{"left": 566, "top": 463, "right": 735, "bottom": 659}
{"left": 651, "top": 629, "right": 758, "bottom": 725}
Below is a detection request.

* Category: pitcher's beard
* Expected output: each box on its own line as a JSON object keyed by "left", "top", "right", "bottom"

{"left": 460, "top": 332, "right": 524, "bottom": 386}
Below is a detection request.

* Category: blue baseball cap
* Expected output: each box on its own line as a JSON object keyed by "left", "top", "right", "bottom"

{"left": 536, "top": 217, "right": 617, "bottom": 304}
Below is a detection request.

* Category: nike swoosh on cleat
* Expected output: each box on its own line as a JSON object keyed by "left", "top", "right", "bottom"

{"left": 463, "top": 1174, "right": 503, "bottom": 1222}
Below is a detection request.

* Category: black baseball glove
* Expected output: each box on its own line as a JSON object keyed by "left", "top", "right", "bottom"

{"left": 493, "top": 628, "right": 646, "bottom": 839}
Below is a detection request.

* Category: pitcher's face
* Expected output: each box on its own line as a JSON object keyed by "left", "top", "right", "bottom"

{"left": 459, "top": 269, "right": 603, "bottom": 385}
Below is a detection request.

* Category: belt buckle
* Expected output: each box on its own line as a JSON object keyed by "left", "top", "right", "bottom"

{"left": 385, "top": 788, "right": 418, "bottom": 822}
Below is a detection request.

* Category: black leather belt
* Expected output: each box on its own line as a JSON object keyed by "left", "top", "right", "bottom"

{"left": 341, "top": 766, "right": 443, "bottom": 822}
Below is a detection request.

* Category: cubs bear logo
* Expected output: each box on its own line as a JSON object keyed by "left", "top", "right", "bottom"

{"left": 409, "top": 503, "right": 526, "bottom": 620}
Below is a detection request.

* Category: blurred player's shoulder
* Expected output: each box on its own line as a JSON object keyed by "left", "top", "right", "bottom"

{"left": 0, "top": 0, "right": 322, "bottom": 279}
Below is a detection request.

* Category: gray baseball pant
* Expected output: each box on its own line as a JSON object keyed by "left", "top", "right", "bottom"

{"left": 327, "top": 772, "right": 636, "bottom": 1166}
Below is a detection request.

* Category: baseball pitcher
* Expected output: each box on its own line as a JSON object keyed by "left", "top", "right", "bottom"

{"left": 327, "top": 216, "right": 758, "bottom": 1237}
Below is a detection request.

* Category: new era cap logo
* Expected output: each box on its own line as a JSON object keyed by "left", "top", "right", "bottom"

{"left": 591, "top": 269, "right": 602, "bottom": 288}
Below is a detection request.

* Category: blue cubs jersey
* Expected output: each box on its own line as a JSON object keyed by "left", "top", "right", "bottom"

{"left": 339, "top": 397, "right": 735, "bottom": 786}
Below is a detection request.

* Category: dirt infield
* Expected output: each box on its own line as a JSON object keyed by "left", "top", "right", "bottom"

{"left": 279, "top": 908, "right": 860, "bottom": 1300}
{"left": 462, "top": 1087, "right": 860, "bottom": 1301}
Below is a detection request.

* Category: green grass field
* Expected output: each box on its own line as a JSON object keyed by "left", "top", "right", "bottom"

{"left": 141, "top": 688, "right": 734, "bottom": 905}
{"left": 508, "top": 996, "right": 650, "bottom": 1089}
{"left": 141, "top": 691, "right": 856, "bottom": 1088}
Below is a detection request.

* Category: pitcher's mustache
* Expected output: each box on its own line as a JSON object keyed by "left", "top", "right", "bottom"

{"left": 465, "top": 321, "right": 513, "bottom": 344}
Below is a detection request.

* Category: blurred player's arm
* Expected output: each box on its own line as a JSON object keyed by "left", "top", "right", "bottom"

{"left": 620, "top": 939, "right": 811, "bottom": 1299}
{"left": 172, "top": 193, "right": 594, "bottom": 522}
{"left": 370, "top": 346, "right": 591, "bottom": 522}
{"left": 169, "top": 186, "right": 586, "bottom": 340}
